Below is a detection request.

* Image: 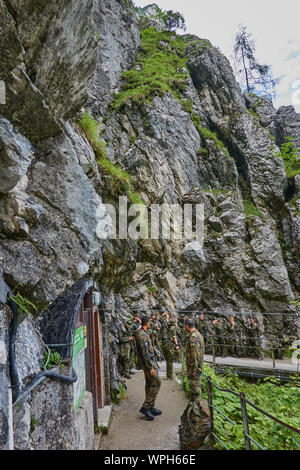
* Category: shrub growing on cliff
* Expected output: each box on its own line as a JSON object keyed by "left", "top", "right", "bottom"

{"left": 78, "top": 110, "right": 107, "bottom": 159}
{"left": 275, "top": 137, "right": 300, "bottom": 178}
{"left": 135, "top": 4, "right": 186, "bottom": 32}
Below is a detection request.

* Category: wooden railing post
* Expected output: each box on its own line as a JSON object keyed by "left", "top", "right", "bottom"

{"left": 240, "top": 392, "right": 252, "bottom": 450}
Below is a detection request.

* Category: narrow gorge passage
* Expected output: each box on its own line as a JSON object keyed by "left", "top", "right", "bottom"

{"left": 99, "top": 363, "right": 189, "bottom": 451}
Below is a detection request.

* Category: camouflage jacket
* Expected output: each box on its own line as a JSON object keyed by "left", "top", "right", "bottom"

{"left": 163, "top": 323, "right": 177, "bottom": 344}
{"left": 135, "top": 327, "right": 157, "bottom": 370}
{"left": 118, "top": 327, "right": 131, "bottom": 354}
{"left": 186, "top": 330, "right": 204, "bottom": 378}
{"left": 195, "top": 320, "right": 207, "bottom": 336}
{"left": 248, "top": 323, "right": 260, "bottom": 337}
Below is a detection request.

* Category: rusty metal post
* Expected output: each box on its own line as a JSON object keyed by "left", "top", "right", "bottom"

{"left": 207, "top": 376, "right": 214, "bottom": 438}
{"left": 212, "top": 337, "right": 216, "bottom": 364}
{"left": 240, "top": 392, "right": 251, "bottom": 450}
{"left": 270, "top": 340, "right": 276, "bottom": 369}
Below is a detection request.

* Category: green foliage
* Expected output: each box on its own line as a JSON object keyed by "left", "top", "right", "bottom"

{"left": 243, "top": 199, "right": 263, "bottom": 221}
{"left": 78, "top": 110, "right": 108, "bottom": 160}
{"left": 9, "top": 290, "right": 38, "bottom": 319}
{"left": 197, "top": 148, "right": 209, "bottom": 156}
{"left": 78, "top": 110, "right": 146, "bottom": 205}
{"left": 275, "top": 137, "right": 300, "bottom": 178}
{"left": 145, "top": 284, "right": 156, "bottom": 294}
{"left": 233, "top": 25, "right": 280, "bottom": 98}
{"left": 201, "top": 364, "right": 300, "bottom": 450}
{"left": 30, "top": 415, "right": 40, "bottom": 434}
{"left": 205, "top": 187, "right": 230, "bottom": 198}
{"left": 248, "top": 108, "right": 260, "bottom": 124}
{"left": 135, "top": 4, "right": 186, "bottom": 32}
{"left": 198, "top": 126, "right": 231, "bottom": 159}
{"left": 119, "top": 381, "right": 127, "bottom": 400}
{"left": 111, "top": 381, "right": 127, "bottom": 404}
{"left": 110, "top": 28, "right": 187, "bottom": 110}
{"left": 42, "top": 349, "right": 62, "bottom": 370}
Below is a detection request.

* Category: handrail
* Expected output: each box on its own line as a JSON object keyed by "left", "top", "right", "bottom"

{"left": 205, "top": 375, "right": 300, "bottom": 450}
{"left": 98, "top": 307, "right": 299, "bottom": 316}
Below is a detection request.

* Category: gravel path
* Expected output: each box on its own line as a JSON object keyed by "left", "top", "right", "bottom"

{"left": 99, "top": 362, "right": 188, "bottom": 450}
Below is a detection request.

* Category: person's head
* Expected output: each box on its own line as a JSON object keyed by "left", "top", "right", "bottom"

{"left": 250, "top": 317, "right": 255, "bottom": 324}
{"left": 134, "top": 316, "right": 141, "bottom": 323}
{"left": 162, "top": 312, "right": 169, "bottom": 321}
{"left": 151, "top": 314, "right": 156, "bottom": 320}
{"left": 185, "top": 318, "right": 195, "bottom": 333}
{"left": 141, "top": 315, "right": 151, "bottom": 329}
{"left": 229, "top": 315, "right": 234, "bottom": 323}
{"left": 200, "top": 314, "right": 204, "bottom": 321}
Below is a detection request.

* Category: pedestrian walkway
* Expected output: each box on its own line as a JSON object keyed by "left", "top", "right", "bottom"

{"left": 204, "top": 355, "right": 299, "bottom": 373}
{"left": 99, "top": 362, "right": 188, "bottom": 450}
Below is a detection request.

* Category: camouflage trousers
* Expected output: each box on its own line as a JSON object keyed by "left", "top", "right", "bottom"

{"left": 119, "top": 349, "right": 131, "bottom": 376}
{"left": 142, "top": 367, "right": 161, "bottom": 410}
{"left": 188, "top": 373, "right": 202, "bottom": 402}
{"left": 163, "top": 342, "right": 175, "bottom": 378}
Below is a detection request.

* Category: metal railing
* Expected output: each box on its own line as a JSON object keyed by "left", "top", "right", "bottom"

{"left": 205, "top": 375, "right": 300, "bottom": 450}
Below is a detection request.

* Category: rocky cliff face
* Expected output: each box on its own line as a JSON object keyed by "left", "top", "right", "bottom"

{"left": 0, "top": 0, "right": 299, "bottom": 389}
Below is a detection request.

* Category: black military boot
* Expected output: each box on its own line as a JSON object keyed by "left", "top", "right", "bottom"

{"left": 125, "top": 374, "right": 132, "bottom": 379}
{"left": 139, "top": 407, "right": 155, "bottom": 420}
{"left": 150, "top": 407, "right": 162, "bottom": 416}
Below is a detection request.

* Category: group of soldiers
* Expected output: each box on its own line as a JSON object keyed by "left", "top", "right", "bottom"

{"left": 117, "top": 312, "right": 180, "bottom": 380}
{"left": 118, "top": 313, "right": 204, "bottom": 421}
{"left": 116, "top": 310, "right": 292, "bottom": 427}
{"left": 117, "top": 311, "right": 269, "bottom": 382}
{"left": 192, "top": 314, "right": 263, "bottom": 359}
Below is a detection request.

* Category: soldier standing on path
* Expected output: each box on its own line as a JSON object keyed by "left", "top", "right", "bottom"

{"left": 162, "top": 317, "right": 179, "bottom": 379}
{"left": 129, "top": 315, "right": 141, "bottom": 369}
{"left": 118, "top": 324, "right": 134, "bottom": 379}
{"left": 247, "top": 317, "right": 262, "bottom": 359}
{"left": 226, "top": 315, "right": 238, "bottom": 357}
{"left": 149, "top": 314, "right": 162, "bottom": 360}
{"left": 195, "top": 314, "right": 207, "bottom": 343}
{"left": 135, "top": 316, "right": 162, "bottom": 421}
{"left": 185, "top": 318, "right": 205, "bottom": 402}
{"left": 212, "top": 319, "right": 227, "bottom": 357}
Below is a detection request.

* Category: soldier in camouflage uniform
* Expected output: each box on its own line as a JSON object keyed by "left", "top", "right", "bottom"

{"left": 226, "top": 315, "right": 238, "bottom": 357}
{"left": 135, "top": 316, "right": 162, "bottom": 421}
{"left": 118, "top": 324, "right": 134, "bottom": 379}
{"left": 185, "top": 318, "right": 205, "bottom": 402}
{"left": 149, "top": 314, "right": 161, "bottom": 353}
{"left": 178, "top": 314, "right": 188, "bottom": 348}
{"left": 162, "top": 317, "right": 179, "bottom": 379}
{"left": 129, "top": 315, "right": 141, "bottom": 369}
{"left": 212, "top": 319, "right": 227, "bottom": 357}
{"left": 195, "top": 314, "right": 207, "bottom": 343}
{"left": 247, "top": 317, "right": 262, "bottom": 359}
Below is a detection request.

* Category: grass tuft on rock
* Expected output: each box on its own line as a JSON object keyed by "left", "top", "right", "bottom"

{"left": 110, "top": 28, "right": 187, "bottom": 109}
{"left": 78, "top": 110, "right": 146, "bottom": 205}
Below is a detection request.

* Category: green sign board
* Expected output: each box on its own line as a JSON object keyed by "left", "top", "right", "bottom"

{"left": 72, "top": 326, "right": 86, "bottom": 411}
